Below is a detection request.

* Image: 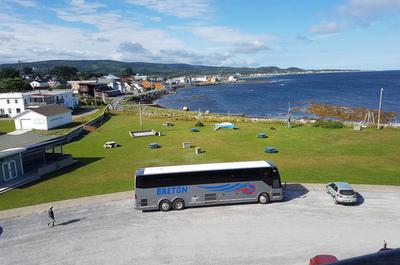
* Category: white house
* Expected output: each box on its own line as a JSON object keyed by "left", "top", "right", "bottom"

{"left": 134, "top": 74, "right": 147, "bottom": 81}
{"left": 28, "top": 90, "right": 78, "bottom": 109}
{"left": 30, "top": 80, "right": 49, "bottom": 89}
{"left": 228, "top": 76, "right": 237, "bottom": 82}
{"left": 99, "top": 74, "right": 124, "bottom": 93}
{"left": 191, "top": 76, "right": 208, "bottom": 83}
{"left": 0, "top": 93, "right": 30, "bottom": 117}
{"left": 0, "top": 90, "right": 78, "bottom": 118}
{"left": 14, "top": 105, "right": 72, "bottom": 130}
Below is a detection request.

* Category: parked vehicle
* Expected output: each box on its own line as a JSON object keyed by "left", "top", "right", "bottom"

{"left": 103, "top": 141, "right": 120, "bottom": 148}
{"left": 134, "top": 160, "right": 283, "bottom": 211}
{"left": 326, "top": 182, "right": 357, "bottom": 204}
{"left": 309, "top": 255, "right": 338, "bottom": 265}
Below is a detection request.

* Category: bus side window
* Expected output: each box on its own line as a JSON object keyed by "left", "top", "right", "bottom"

{"left": 263, "top": 171, "right": 273, "bottom": 186}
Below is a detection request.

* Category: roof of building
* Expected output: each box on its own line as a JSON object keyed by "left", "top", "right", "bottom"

{"left": 0, "top": 131, "right": 62, "bottom": 151}
{"left": 28, "top": 105, "right": 71, "bottom": 117}
{"left": 142, "top": 161, "right": 272, "bottom": 175}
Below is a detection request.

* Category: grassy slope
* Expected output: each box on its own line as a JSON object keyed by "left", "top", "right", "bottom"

{"left": 1, "top": 113, "right": 399, "bottom": 210}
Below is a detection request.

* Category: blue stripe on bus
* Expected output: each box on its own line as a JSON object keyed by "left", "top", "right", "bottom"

{"left": 198, "top": 183, "right": 246, "bottom": 192}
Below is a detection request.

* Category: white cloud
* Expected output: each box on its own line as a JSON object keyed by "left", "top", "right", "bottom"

{"left": 66, "top": 0, "right": 106, "bottom": 14}
{"left": 150, "top": 16, "right": 162, "bottom": 22}
{"left": 126, "top": 0, "right": 210, "bottom": 18}
{"left": 309, "top": 22, "right": 345, "bottom": 35}
{"left": 0, "top": 1, "right": 276, "bottom": 67}
{"left": 339, "top": 0, "right": 400, "bottom": 19}
{"left": 3, "top": 0, "right": 37, "bottom": 8}
{"left": 191, "top": 26, "right": 272, "bottom": 44}
{"left": 231, "top": 41, "right": 270, "bottom": 54}
{"left": 117, "top": 42, "right": 149, "bottom": 54}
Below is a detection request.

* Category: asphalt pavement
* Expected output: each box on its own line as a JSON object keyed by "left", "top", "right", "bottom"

{"left": 1, "top": 184, "right": 400, "bottom": 265}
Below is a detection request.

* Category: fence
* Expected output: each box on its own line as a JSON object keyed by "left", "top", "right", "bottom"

{"left": 64, "top": 108, "right": 109, "bottom": 143}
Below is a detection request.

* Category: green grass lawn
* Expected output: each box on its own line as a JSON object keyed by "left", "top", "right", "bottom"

{"left": 0, "top": 119, "right": 15, "bottom": 134}
{"left": 1, "top": 113, "right": 400, "bottom": 210}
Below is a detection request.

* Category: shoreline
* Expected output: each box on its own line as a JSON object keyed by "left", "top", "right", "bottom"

{"left": 150, "top": 103, "right": 400, "bottom": 128}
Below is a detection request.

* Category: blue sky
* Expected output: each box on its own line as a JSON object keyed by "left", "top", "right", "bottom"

{"left": 0, "top": 0, "right": 400, "bottom": 70}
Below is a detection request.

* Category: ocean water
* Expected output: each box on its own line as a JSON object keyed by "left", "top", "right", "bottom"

{"left": 156, "top": 71, "right": 400, "bottom": 120}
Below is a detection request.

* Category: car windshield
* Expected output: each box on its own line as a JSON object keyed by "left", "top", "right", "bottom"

{"left": 340, "top": 190, "right": 354, "bottom": 195}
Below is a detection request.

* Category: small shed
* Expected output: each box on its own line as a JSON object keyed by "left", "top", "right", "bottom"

{"left": 14, "top": 105, "right": 72, "bottom": 130}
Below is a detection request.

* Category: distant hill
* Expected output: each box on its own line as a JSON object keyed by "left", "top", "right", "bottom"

{"left": 0, "top": 60, "right": 310, "bottom": 77}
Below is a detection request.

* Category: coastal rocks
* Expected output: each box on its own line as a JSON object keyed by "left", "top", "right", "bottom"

{"left": 306, "top": 103, "right": 396, "bottom": 123}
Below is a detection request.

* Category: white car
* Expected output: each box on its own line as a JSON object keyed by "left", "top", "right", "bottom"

{"left": 326, "top": 182, "right": 357, "bottom": 204}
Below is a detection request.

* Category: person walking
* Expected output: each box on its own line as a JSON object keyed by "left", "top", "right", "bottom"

{"left": 48, "top": 206, "right": 55, "bottom": 227}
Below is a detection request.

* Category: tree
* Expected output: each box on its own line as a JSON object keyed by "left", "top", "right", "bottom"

{"left": 22, "top": 67, "right": 34, "bottom": 74}
{"left": 0, "top": 68, "right": 19, "bottom": 79}
{"left": 50, "top": 66, "right": 79, "bottom": 81}
{"left": 0, "top": 77, "right": 32, "bottom": 92}
{"left": 119, "top": 67, "right": 135, "bottom": 78}
{"left": 79, "top": 71, "right": 102, "bottom": 80}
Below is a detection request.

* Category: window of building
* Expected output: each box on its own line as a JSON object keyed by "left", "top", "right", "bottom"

{"left": 15, "top": 99, "right": 18, "bottom": 104}
{"left": 16, "top": 108, "right": 21, "bottom": 114}
{"left": 7, "top": 99, "right": 10, "bottom": 104}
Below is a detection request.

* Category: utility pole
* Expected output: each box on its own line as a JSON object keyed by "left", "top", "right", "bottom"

{"left": 377, "top": 88, "right": 384, "bottom": 129}
{"left": 139, "top": 102, "right": 143, "bottom": 131}
{"left": 287, "top": 101, "right": 292, "bottom": 128}
{"left": 93, "top": 87, "right": 97, "bottom": 107}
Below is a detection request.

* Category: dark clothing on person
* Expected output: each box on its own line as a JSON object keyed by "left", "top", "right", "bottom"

{"left": 48, "top": 208, "right": 55, "bottom": 227}
{"left": 48, "top": 208, "right": 54, "bottom": 219}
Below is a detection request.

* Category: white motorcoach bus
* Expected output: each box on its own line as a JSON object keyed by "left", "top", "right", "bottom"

{"left": 134, "top": 160, "right": 283, "bottom": 211}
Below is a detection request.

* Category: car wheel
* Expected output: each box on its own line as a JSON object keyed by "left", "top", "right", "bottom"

{"left": 173, "top": 199, "right": 185, "bottom": 210}
{"left": 258, "top": 193, "right": 270, "bottom": 204}
{"left": 159, "top": 200, "right": 171, "bottom": 212}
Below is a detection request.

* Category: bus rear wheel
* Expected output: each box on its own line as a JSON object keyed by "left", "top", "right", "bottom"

{"left": 173, "top": 199, "right": 185, "bottom": 210}
{"left": 259, "top": 193, "right": 270, "bottom": 204}
{"left": 160, "top": 200, "right": 171, "bottom": 212}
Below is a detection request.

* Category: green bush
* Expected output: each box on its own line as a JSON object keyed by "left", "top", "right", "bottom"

{"left": 312, "top": 120, "right": 344, "bottom": 129}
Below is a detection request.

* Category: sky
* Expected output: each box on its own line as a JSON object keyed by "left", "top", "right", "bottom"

{"left": 0, "top": 0, "right": 400, "bottom": 70}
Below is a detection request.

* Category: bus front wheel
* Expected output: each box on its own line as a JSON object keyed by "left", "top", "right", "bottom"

{"left": 259, "top": 193, "right": 270, "bottom": 204}
{"left": 160, "top": 200, "right": 171, "bottom": 212}
{"left": 173, "top": 199, "right": 185, "bottom": 211}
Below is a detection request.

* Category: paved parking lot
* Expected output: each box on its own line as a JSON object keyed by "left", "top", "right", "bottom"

{"left": 1, "top": 184, "right": 400, "bottom": 265}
